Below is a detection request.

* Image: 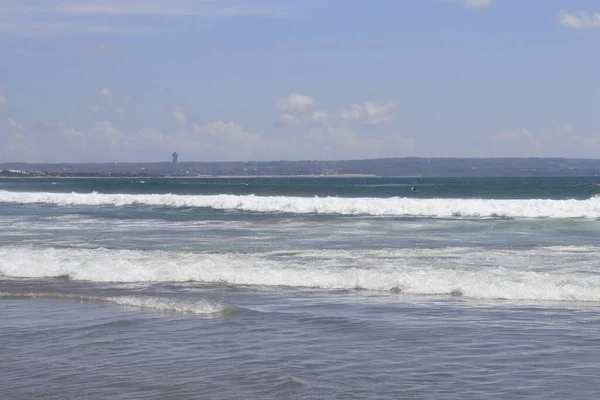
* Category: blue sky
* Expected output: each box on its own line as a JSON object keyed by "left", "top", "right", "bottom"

{"left": 0, "top": 0, "right": 599, "bottom": 162}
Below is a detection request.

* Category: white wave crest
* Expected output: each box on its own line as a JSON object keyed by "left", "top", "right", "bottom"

{"left": 1, "top": 190, "right": 599, "bottom": 219}
{"left": 104, "top": 296, "right": 230, "bottom": 314}
{"left": 2, "top": 246, "right": 600, "bottom": 302}
{"left": 0, "top": 291, "right": 229, "bottom": 314}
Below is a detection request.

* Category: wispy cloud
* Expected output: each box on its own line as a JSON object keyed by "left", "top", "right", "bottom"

{"left": 0, "top": 0, "right": 298, "bottom": 37}
{"left": 558, "top": 11, "right": 600, "bottom": 30}
{"left": 463, "top": 0, "right": 494, "bottom": 8}
{"left": 39, "top": 0, "right": 297, "bottom": 18}
{"left": 0, "top": 20, "right": 153, "bottom": 37}
{"left": 8, "top": 118, "right": 24, "bottom": 131}
{"left": 43, "top": 1, "right": 203, "bottom": 16}
{"left": 439, "top": 0, "right": 495, "bottom": 9}
{"left": 273, "top": 94, "right": 316, "bottom": 114}
{"left": 492, "top": 124, "right": 600, "bottom": 158}
{"left": 97, "top": 87, "right": 130, "bottom": 102}
{"left": 87, "top": 105, "right": 106, "bottom": 113}
{"left": 169, "top": 108, "right": 188, "bottom": 125}
{"left": 86, "top": 43, "right": 116, "bottom": 55}
{"left": 0, "top": 92, "right": 6, "bottom": 105}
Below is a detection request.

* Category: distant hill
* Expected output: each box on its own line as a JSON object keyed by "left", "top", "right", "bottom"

{"left": 1, "top": 158, "right": 600, "bottom": 177}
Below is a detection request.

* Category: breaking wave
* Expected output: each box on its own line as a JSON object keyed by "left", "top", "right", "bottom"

{"left": 1, "top": 190, "right": 599, "bottom": 219}
{"left": 2, "top": 246, "right": 600, "bottom": 302}
{"left": 0, "top": 291, "right": 232, "bottom": 315}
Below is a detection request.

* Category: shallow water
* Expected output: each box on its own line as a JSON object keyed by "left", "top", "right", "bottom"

{"left": 1, "top": 177, "right": 600, "bottom": 399}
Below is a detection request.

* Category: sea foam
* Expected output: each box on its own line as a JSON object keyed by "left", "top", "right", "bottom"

{"left": 1, "top": 246, "right": 600, "bottom": 302}
{"left": 1, "top": 190, "right": 599, "bottom": 219}
{"left": 0, "top": 291, "right": 230, "bottom": 315}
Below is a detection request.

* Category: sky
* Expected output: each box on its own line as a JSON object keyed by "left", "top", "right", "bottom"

{"left": 0, "top": 0, "right": 599, "bottom": 162}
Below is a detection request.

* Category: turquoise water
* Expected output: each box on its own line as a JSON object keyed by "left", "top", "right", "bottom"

{"left": 1, "top": 177, "right": 600, "bottom": 399}
{"left": 2, "top": 176, "right": 600, "bottom": 198}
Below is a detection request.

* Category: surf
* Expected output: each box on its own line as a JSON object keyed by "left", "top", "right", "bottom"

{"left": 1, "top": 190, "right": 599, "bottom": 219}
{"left": 2, "top": 246, "right": 600, "bottom": 302}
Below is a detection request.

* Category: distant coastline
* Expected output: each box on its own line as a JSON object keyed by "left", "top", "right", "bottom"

{"left": 2, "top": 157, "right": 600, "bottom": 178}
{"left": 0, "top": 173, "right": 379, "bottom": 179}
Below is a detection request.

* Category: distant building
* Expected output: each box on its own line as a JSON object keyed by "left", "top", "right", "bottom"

{"left": 172, "top": 152, "right": 179, "bottom": 163}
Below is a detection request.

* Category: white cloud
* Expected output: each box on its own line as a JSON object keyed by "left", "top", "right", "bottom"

{"left": 274, "top": 94, "right": 408, "bottom": 160}
{"left": 275, "top": 95, "right": 396, "bottom": 127}
{"left": 340, "top": 102, "right": 396, "bottom": 125}
{"left": 0, "top": 91, "right": 406, "bottom": 162}
{"left": 0, "top": 132, "right": 36, "bottom": 161}
{"left": 493, "top": 128, "right": 539, "bottom": 157}
{"left": 302, "top": 126, "right": 414, "bottom": 160}
{"left": 273, "top": 94, "right": 316, "bottom": 114}
{"left": 310, "top": 110, "right": 335, "bottom": 126}
{"left": 492, "top": 125, "right": 598, "bottom": 158}
{"left": 59, "top": 121, "right": 128, "bottom": 159}
{"left": 0, "top": 113, "right": 414, "bottom": 162}
{"left": 130, "top": 120, "right": 290, "bottom": 161}
{"left": 364, "top": 102, "right": 395, "bottom": 124}
{"left": 97, "top": 87, "right": 130, "bottom": 102}
{"left": 8, "top": 119, "right": 24, "bottom": 131}
{"left": 0, "top": 118, "right": 288, "bottom": 162}
{"left": 0, "top": 92, "right": 6, "bottom": 105}
{"left": 558, "top": 11, "right": 600, "bottom": 30}
{"left": 0, "top": 120, "right": 134, "bottom": 162}
{"left": 339, "top": 104, "right": 363, "bottom": 122}
{"left": 586, "top": 132, "right": 600, "bottom": 149}
{"left": 440, "top": 0, "right": 495, "bottom": 9}
{"left": 538, "top": 124, "right": 586, "bottom": 156}
{"left": 87, "top": 105, "right": 105, "bottom": 113}
{"left": 170, "top": 108, "right": 187, "bottom": 125}
{"left": 191, "top": 121, "right": 274, "bottom": 160}
{"left": 275, "top": 113, "right": 301, "bottom": 126}
{"left": 98, "top": 87, "right": 111, "bottom": 99}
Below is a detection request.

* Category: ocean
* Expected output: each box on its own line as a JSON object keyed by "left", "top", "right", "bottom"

{"left": 1, "top": 176, "right": 600, "bottom": 399}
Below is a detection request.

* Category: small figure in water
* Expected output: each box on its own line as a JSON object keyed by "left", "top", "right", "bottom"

{"left": 411, "top": 186, "right": 417, "bottom": 191}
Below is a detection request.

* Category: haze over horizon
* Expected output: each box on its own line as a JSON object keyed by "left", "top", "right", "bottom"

{"left": 1, "top": 0, "right": 599, "bottom": 163}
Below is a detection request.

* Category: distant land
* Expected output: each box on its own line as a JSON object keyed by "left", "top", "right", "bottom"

{"left": 2, "top": 158, "right": 600, "bottom": 178}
